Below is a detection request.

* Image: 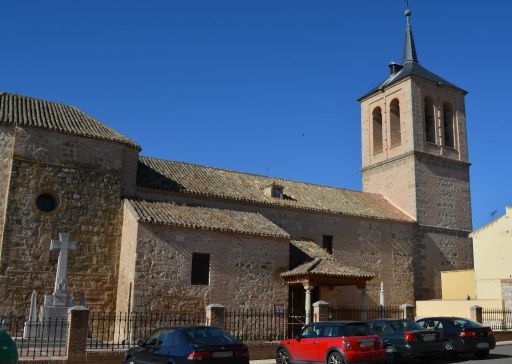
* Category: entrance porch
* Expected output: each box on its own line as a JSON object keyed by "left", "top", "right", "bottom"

{"left": 282, "top": 240, "right": 374, "bottom": 324}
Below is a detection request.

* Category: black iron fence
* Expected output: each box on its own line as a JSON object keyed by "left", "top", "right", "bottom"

{"left": 0, "top": 315, "right": 67, "bottom": 358}
{"left": 329, "top": 305, "right": 404, "bottom": 321}
{"left": 1, "top": 305, "right": 410, "bottom": 356}
{"left": 224, "top": 308, "right": 292, "bottom": 342}
{"left": 87, "top": 311, "right": 205, "bottom": 350}
{"left": 482, "top": 308, "right": 512, "bottom": 331}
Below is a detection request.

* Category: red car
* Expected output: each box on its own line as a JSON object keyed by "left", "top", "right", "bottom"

{"left": 276, "top": 321, "right": 385, "bottom": 364}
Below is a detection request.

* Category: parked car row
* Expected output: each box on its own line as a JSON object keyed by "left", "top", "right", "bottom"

{"left": 276, "top": 316, "right": 496, "bottom": 364}
{"left": 0, "top": 316, "right": 496, "bottom": 364}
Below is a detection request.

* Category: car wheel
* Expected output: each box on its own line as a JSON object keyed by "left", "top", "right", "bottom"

{"left": 443, "top": 341, "right": 457, "bottom": 360}
{"left": 125, "top": 357, "right": 135, "bottom": 364}
{"left": 474, "top": 350, "right": 490, "bottom": 359}
{"left": 327, "top": 351, "right": 344, "bottom": 364}
{"left": 384, "top": 346, "right": 399, "bottom": 364}
{"left": 276, "top": 348, "right": 291, "bottom": 364}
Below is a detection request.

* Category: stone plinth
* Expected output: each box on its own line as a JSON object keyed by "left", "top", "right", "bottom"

{"left": 313, "top": 301, "right": 329, "bottom": 322}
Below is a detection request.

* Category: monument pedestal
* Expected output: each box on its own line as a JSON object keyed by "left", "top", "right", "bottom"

{"left": 37, "top": 292, "right": 73, "bottom": 338}
{"left": 24, "top": 233, "right": 77, "bottom": 338}
{"left": 23, "top": 321, "right": 38, "bottom": 338}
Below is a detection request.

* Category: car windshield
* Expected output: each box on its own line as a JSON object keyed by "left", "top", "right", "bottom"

{"left": 183, "top": 327, "right": 239, "bottom": 346}
{"left": 389, "top": 320, "right": 424, "bottom": 331}
{"left": 343, "top": 323, "right": 372, "bottom": 337}
{"left": 452, "top": 319, "right": 482, "bottom": 329}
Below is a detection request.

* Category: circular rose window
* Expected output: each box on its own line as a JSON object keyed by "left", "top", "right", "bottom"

{"left": 36, "top": 193, "right": 59, "bottom": 213}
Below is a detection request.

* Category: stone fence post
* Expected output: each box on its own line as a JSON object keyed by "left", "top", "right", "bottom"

{"left": 206, "top": 304, "right": 225, "bottom": 328}
{"left": 313, "top": 301, "right": 330, "bottom": 322}
{"left": 66, "top": 306, "right": 90, "bottom": 362}
{"left": 470, "top": 305, "right": 483, "bottom": 324}
{"left": 400, "top": 304, "right": 415, "bottom": 320}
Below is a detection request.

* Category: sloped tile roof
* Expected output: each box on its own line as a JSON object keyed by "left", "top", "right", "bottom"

{"left": 137, "top": 156, "right": 414, "bottom": 223}
{"left": 291, "top": 240, "right": 331, "bottom": 259}
{"left": 281, "top": 257, "right": 374, "bottom": 279}
{"left": 0, "top": 92, "right": 140, "bottom": 149}
{"left": 359, "top": 62, "right": 466, "bottom": 102}
{"left": 125, "top": 199, "right": 290, "bottom": 239}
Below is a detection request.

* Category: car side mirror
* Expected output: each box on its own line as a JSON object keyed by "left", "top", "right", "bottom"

{"left": 137, "top": 340, "right": 146, "bottom": 347}
{"left": 295, "top": 334, "right": 302, "bottom": 341}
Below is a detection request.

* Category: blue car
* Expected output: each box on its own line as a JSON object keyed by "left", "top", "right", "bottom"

{"left": 125, "top": 326, "right": 249, "bottom": 364}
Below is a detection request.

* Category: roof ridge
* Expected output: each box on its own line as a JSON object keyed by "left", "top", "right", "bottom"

{"left": 1, "top": 91, "right": 82, "bottom": 110}
{"left": 139, "top": 155, "right": 385, "bottom": 198}
{"left": 0, "top": 92, "right": 141, "bottom": 149}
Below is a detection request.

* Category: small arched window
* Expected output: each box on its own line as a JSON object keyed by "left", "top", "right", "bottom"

{"left": 424, "top": 97, "right": 436, "bottom": 144}
{"left": 443, "top": 102, "right": 455, "bottom": 149}
{"left": 372, "top": 107, "right": 383, "bottom": 154}
{"left": 389, "top": 99, "right": 401, "bottom": 147}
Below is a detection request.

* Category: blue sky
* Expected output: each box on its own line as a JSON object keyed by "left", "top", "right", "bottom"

{"left": 2, "top": 1, "right": 510, "bottom": 229}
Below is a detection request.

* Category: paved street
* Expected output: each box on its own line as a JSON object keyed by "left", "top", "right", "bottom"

{"left": 249, "top": 344, "right": 512, "bottom": 364}
{"left": 432, "top": 344, "right": 512, "bottom": 364}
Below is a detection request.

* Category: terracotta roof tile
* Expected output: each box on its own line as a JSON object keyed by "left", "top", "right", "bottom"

{"left": 125, "top": 199, "right": 290, "bottom": 239}
{"left": 137, "top": 156, "right": 414, "bottom": 223}
{"left": 0, "top": 92, "right": 139, "bottom": 149}
{"left": 291, "top": 240, "right": 331, "bottom": 259}
{"left": 281, "top": 257, "right": 374, "bottom": 279}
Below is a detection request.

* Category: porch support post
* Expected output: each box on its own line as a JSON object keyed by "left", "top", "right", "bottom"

{"left": 359, "top": 284, "right": 367, "bottom": 321}
{"left": 304, "top": 285, "right": 314, "bottom": 325}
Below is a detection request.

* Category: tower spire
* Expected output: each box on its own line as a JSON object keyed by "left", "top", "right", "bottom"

{"left": 402, "top": 9, "right": 418, "bottom": 64}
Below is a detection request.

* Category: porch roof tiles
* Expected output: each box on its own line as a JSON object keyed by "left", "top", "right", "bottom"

{"left": 281, "top": 257, "right": 374, "bottom": 280}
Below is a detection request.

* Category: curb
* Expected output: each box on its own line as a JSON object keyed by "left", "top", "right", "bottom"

{"left": 496, "top": 340, "right": 512, "bottom": 346}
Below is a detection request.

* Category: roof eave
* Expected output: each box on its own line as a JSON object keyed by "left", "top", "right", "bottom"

{"left": 358, "top": 74, "right": 467, "bottom": 103}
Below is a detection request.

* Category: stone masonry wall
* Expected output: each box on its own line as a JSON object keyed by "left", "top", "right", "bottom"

{"left": 415, "top": 154, "right": 472, "bottom": 231}
{"left": 0, "top": 126, "right": 139, "bottom": 314}
{"left": 125, "top": 222, "right": 290, "bottom": 312}
{"left": 413, "top": 153, "right": 472, "bottom": 300}
{"left": 133, "top": 190, "right": 416, "bottom": 306}
{"left": 0, "top": 124, "right": 14, "bottom": 259}
{"left": 0, "top": 158, "right": 124, "bottom": 314}
{"left": 414, "top": 227, "right": 473, "bottom": 300}
{"left": 115, "top": 203, "right": 139, "bottom": 313}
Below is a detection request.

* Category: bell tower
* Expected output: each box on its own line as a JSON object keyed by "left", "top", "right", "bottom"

{"left": 359, "top": 10, "right": 473, "bottom": 299}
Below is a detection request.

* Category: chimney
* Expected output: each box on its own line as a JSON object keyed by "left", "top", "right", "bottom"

{"left": 389, "top": 62, "right": 403, "bottom": 76}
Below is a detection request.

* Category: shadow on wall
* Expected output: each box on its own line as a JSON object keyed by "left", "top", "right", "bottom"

{"left": 414, "top": 227, "right": 470, "bottom": 300}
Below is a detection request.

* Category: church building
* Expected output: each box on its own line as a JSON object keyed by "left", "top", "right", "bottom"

{"left": 0, "top": 11, "right": 473, "bottom": 316}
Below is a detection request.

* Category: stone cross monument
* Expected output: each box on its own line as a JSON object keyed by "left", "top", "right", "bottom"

{"left": 40, "top": 233, "right": 77, "bottom": 324}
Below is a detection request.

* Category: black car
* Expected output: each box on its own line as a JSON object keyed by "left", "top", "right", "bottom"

{"left": 125, "top": 326, "right": 249, "bottom": 364}
{"left": 368, "top": 319, "right": 443, "bottom": 363}
{"left": 416, "top": 317, "right": 496, "bottom": 359}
